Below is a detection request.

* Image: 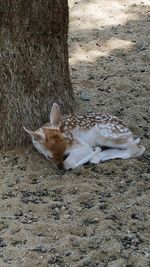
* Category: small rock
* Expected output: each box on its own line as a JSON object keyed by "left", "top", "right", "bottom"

{"left": 83, "top": 217, "right": 99, "bottom": 225}
{"left": 131, "top": 212, "right": 140, "bottom": 220}
{"left": 32, "top": 245, "right": 47, "bottom": 253}
{"left": 93, "top": 217, "right": 99, "bottom": 222}
{"left": 77, "top": 207, "right": 83, "bottom": 212}
{"left": 0, "top": 238, "right": 7, "bottom": 248}
{"left": 54, "top": 207, "right": 59, "bottom": 213}
{"left": 139, "top": 45, "right": 147, "bottom": 51}
{"left": 64, "top": 251, "right": 72, "bottom": 256}
{"left": 80, "top": 92, "right": 90, "bottom": 101}
{"left": 64, "top": 214, "right": 70, "bottom": 219}
{"left": 99, "top": 202, "right": 107, "bottom": 210}
{"left": 121, "top": 234, "right": 133, "bottom": 247}
{"left": 88, "top": 75, "right": 94, "bottom": 80}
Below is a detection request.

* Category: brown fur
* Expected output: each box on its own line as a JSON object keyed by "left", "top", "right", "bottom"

{"left": 43, "top": 128, "right": 67, "bottom": 169}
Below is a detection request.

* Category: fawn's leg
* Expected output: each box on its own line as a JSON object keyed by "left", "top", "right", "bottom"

{"left": 90, "top": 143, "right": 145, "bottom": 164}
{"left": 90, "top": 148, "right": 131, "bottom": 164}
{"left": 63, "top": 146, "right": 101, "bottom": 170}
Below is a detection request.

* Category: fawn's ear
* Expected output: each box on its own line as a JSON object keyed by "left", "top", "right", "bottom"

{"left": 50, "top": 103, "right": 62, "bottom": 127}
{"left": 23, "top": 127, "right": 45, "bottom": 142}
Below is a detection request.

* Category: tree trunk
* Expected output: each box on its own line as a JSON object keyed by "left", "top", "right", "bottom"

{"left": 0, "top": 0, "right": 74, "bottom": 149}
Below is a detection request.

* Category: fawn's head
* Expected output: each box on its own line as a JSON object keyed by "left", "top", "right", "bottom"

{"left": 24, "top": 103, "right": 67, "bottom": 168}
{"left": 43, "top": 127, "right": 67, "bottom": 168}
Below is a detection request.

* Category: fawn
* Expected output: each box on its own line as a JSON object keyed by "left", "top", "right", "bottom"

{"left": 24, "top": 103, "right": 145, "bottom": 170}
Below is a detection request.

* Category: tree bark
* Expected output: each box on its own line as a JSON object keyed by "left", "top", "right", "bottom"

{"left": 0, "top": 0, "right": 74, "bottom": 149}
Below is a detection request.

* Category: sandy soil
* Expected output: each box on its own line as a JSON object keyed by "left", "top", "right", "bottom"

{"left": 0, "top": 1, "right": 150, "bottom": 266}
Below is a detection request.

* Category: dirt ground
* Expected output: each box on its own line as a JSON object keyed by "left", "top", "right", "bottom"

{"left": 0, "top": 0, "right": 150, "bottom": 266}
